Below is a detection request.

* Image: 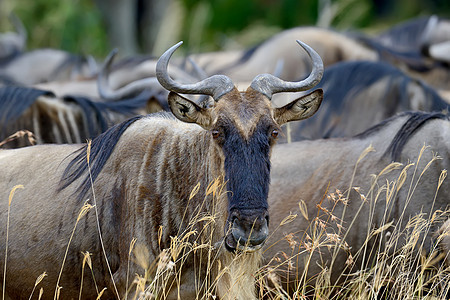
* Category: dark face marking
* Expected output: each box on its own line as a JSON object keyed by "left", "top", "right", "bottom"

{"left": 214, "top": 115, "right": 278, "bottom": 251}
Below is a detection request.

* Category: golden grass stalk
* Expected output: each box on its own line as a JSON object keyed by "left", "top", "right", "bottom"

{"left": 0, "top": 130, "right": 35, "bottom": 148}
{"left": 29, "top": 272, "right": 47, "bottom": 300}
{"left": 79, "top": 251, "right": 94, "bottom": 300}
{"left": 122, "top": 177, "right": 266, "bottom": 299}
{"left": 258, "top": 145, "right": 449, "bottom": 300}
{"left": 280, "top": 213, "right": 298, "bottom": 226}
{"left": 125, "top": 237, "right": 138, "bottom": 300}
{"left": 3, "top": 184, "right": 23, "bottom": 300}
{"left": 54, "top": 200, "right": 93, "bottom": 300}
{"left": 22, "top": 143, "right": 442, "bottom": 299}
{"left": 95, "top": 287, "right": 107, "bottom": 300}
{"left": 86, "top": 140, "right": 121, "bottom": 299}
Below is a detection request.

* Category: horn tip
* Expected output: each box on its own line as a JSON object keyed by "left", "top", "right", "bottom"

{"left": 106, "top": 48, "right": 118, "bottom": 61}
{"left": 295, "top": 40, "right": 309, "bottom": 49}
{"left": 162, "top": 41, "right": 184, "bottom": 57}
{"left": 173, "top": 41, "right": 184, "bottom": 49}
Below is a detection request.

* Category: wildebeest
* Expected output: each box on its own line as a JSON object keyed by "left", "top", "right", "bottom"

{"left": 265, "top": 111, "right": 450, "bottom": 296}
{"left": 34, "top": 48, "right": 201, "bottom": 105}
{"left": 354, "top": 16, "right": 450, "bottom": 90}
{"left": 96, "top": 48, "right": 202, "bottom": 107}
{"left": 0, "top": 85, "right": 158, "bottom": 148}
{"left": 375, "top": 15, "right": 450, "bottom": 63}
{"left": 0, "top": 40, "right": 323, "bottom": 299}
{"left": 281, "top": 60, "right": 449, "bottom": 142}
{"left": 0, "top": 48, "right": 97, "bottom": 86}
{"left": 187, "top": 26, "right": 377, "bottom": 83}
{"left": 186, "top": 23, "right": 450, "bottom": 91}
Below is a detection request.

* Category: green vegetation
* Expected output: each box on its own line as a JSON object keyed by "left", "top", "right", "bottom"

{"left": 0, "top": 0, "right": 108, "bottom": 56}
{"left": 1, "top": 0, "right": 450, "bottom": 57}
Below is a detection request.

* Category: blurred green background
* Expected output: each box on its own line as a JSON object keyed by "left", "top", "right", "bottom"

{"left": 1, "top": 0, "right": 449, "bottom": 58}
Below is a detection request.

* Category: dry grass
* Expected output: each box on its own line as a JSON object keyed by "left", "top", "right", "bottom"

{"left": 259, "top": 145, "right": 450, "bottom": 300}
{"left": 0, "top": 130, "right": 35, "bottom": 148}
{"left": 2, "top": 144, "right": 449, "bottom": 299}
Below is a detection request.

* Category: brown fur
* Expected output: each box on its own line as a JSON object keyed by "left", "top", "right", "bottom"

{"left": 188, "top": 27, "right": 376, "bottom": 83}
{"left": 0, "top": 82, "right": 322, "bottom": 299}
{"left": 188, "top": 26, "right": 450, "bottom": 92}
{"left": 0, "top": 49, "right": 94, "bottom": 86}
{"left": 265, "top": 112, "right": 450, "bottom": 294}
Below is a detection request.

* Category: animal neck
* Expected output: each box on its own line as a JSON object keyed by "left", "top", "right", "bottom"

{"left": 131, "top": 123, "right": 228, "bottom": 250}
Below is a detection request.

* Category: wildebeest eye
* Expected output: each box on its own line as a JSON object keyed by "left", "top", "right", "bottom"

{"left": 212, "top": 130, "right": 220, "bottom": 139}
{"left": 271, "top": 129, "right": 279, "bottom": 138}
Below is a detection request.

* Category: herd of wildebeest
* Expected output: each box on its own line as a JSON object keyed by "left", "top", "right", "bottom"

{"left": 0, "top": 14, "right": 449, "bottom": 299}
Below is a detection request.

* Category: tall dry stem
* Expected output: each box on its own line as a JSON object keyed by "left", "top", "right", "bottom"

{"left": 86, "top": 140, "right": 121, "bottom": 299}
{"left": 3, "top": 184, "right": 23, "bottom": 300}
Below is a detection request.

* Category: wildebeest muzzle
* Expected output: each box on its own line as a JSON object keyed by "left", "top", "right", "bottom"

{"left": 225, "top": 208, "right": 269, "bottom": 252}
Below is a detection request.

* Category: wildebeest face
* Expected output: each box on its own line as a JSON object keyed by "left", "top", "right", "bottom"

{"left": 158, "top": 40, "right": 323, "bottom": 252}
{"left": 168, "top": 88, "right": 323, "bottom": 251}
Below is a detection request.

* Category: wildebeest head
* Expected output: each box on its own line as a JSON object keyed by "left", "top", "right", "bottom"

{"left": 157, "top": 41, "right": 323, "bottom": 252}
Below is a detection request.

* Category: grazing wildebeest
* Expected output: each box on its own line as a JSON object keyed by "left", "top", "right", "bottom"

{"left": 282, "top": 60, "right": 449, "bottom": 142}
{"left": 0, "top": 86, "right": 157, "bottom": 148}
{"left": 265, "top": 111, "right": 450, "bottom": 296}
{"left": 0, "top": 40, "right": 323, "bottom": 299}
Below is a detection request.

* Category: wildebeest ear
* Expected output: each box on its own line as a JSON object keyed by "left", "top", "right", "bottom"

{"left": 168, "top": 92, "right": 214, "bottom": 129}
{"left": 273, "top": 89, "right": 323, "bottom": 125}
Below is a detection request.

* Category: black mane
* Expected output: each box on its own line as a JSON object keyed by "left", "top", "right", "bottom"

{"left": 63, "top": 89, "right": 161, "bottom": 139}
{"left": 355, "top": 111, "right": 449, "bottom": 161}
{"left": 317, "top": 61, "right": 406, "bottom": 112}
{"left": 385, "top": 111, "right": 449, "bottom": 161}
{"left": 59, "top": 112, "right": 175, "bottom": 200}
{"left": 352, "top": 22, "right": 449, "bottom": 73}
{"left": 291, "top": 61, "right": 448, "bottom": 141}
{"left": 376, "top": 16, "right": 433, "bottom": 51}
{"left": 0, "top": 86, "right": 54, "bottom": 126}
{"left": 316, "top": 60, "right": 448, "bottom": 113}
{"left": 58, "top": 115, "right": 145, "bottom": 200}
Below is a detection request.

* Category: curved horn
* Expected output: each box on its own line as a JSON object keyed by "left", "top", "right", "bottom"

{"left": 156, "top": 41, "right": 235, "bottom": 100}
{"left": 98, "top": 49, "right": 161, "bottom": 101}
{"left": 420, "top": 15, "right": 439, "bottom": 48}
{"left": 250, "top": 40, "right": 324, "bottom": 99}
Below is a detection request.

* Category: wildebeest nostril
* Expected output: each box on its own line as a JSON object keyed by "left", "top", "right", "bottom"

{"left": 230, "top": 212, "right": 269, "bottom": 248}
